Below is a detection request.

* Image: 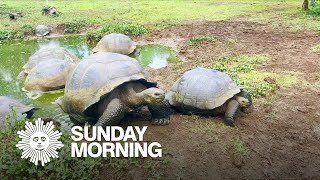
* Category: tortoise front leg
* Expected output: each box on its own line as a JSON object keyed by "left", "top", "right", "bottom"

{"left": 224, "top": 99, "right": 240, "bottom": 127}
{"left": 95, "top": 98, "right": 125, "bottom": 127}
{"left": 148, "top": 100, "right": 171, "bottom": 125}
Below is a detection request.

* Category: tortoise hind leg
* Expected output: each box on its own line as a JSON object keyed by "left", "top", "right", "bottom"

{"left": 224, "top": 99, "right": 240, "bottom": 127}
{"left": 95, "top": 98, "right": 125, "bottom": 127}
{"left": 148, "top": 100, "right": 171, "bottom": 125}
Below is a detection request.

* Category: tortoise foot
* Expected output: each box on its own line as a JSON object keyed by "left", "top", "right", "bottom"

{"left": 151, "top": 118, "right": 170, "bottom": 125}
{"left": 224, "top": 117, "right": 235, "bottom": 127}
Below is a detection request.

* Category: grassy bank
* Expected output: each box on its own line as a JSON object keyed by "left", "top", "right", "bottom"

{"left": 0, "top": 0, "right": 313, "bottom": 40}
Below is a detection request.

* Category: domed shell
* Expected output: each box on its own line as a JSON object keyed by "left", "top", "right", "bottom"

{"left": 92, "top": 33, "right": 136, "bottom": 55}
{"left": 61, "top": 52, "right": 154, "bottom": 113}
{"left": 0, "top": 96, "right": 36, "bottom": 127}
{"left": 24, "top": 58, "right": 77, "bottom": 93}
{"left": 166, "top": 68, "right": 240, "bottom": 110}
{"left": 20, "top": 47, "right": 80, "bottom": 77}
{"left": 35, "top": 25, "right": 50, "bottom": 37}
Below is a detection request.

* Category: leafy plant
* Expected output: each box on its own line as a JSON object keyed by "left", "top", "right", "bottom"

{"left": 307, "top": 1, "right": 320, "bottom": 16}
{"left": 0, "top": 110, "right": 102, "bottom": 180}
{"left": 64, "top": 20, "right": 87, "bottom": 33}
{"left": 0, "top": 31, "right": 24, "bottom": 41}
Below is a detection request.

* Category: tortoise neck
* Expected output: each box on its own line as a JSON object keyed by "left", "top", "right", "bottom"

{"left": 135, "top": 92, "right": 148, "bottom": 106}
{"left": 121, "top": 82, "right": 148, "bottom": 107}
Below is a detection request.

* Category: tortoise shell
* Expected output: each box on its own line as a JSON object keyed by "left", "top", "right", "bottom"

{"left": 166, "top": 68, "right": 240, "bottom": 110}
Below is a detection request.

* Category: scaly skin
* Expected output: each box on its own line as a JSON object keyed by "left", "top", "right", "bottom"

{"left": 86, "top": 81, "right": 170, "bottom": 127}
{"left": 148, "top": 100, "right": 171, "bottom": 125}
{"left": 171, "top": 90, "right": 252, "bottom": 127}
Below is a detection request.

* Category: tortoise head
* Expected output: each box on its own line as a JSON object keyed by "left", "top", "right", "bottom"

{"left": 235, "top": 90, "right": 252, "bottom": 109}
{"left": 236, "top": 96, "right": 250, "bottom": 108}
{"left": 140, "top": 88, "right": 165, "bottom": 104}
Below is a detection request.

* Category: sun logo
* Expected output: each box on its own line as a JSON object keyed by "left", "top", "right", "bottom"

{"left": 16, "top": 118, "right": 64, "bottom": 166}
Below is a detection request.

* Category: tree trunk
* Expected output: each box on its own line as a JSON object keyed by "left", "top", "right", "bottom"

{"left": 302, "top": 0, "right": 309, "bottom": 10}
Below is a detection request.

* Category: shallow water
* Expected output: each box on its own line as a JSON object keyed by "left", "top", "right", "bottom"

{"left": 132, "top": 44, "right": 181, "bottom": 69}
{"left": 0, "top": 36, "right": 90, "bottom": 121}
{"left": 0, "top": 36, "right": 180, "bottom": 122}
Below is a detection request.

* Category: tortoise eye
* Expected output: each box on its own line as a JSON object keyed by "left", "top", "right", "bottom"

{"left": 154, "top": 93, "right": 161, "bottom": 96}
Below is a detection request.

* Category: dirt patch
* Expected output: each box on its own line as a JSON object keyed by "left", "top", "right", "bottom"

{"left": 105, "top": 20, "right": 320, "bottom": 179}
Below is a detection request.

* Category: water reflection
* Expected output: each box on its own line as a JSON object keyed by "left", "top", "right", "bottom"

{"left": 0, "top": 36, "right": 180, "bottom": 123}
{"left": 0, "top": 67, "right": 12, "bottom": 82}
{"left": 132, "top": 44, "right": 181, "bottom": 69}
{"left": 0, "top": 36, "right": 91, "bottom": 122}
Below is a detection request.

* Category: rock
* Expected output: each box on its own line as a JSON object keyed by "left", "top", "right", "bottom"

{"left": 296, "top": 106, "right": 308, "bottom": 113}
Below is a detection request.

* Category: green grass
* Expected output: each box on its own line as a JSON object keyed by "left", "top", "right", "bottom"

{"left": 247, "top": 1, "right": 320, "bottom": 31}
{"left": 311, "top": 44, "right": 320, "bottom": 53}
{"left": 0, "top": 0, "right": 307, "bottom": 40}
{"left": 212, "top": 54, "right": 298, "bottom": 97}
{"left": 224, "top": 138, "right": 250, "bottom": 167}
{"left": 187, "top": 115, "right": 235, "bottom": 144}
{"left": 187, "top": 36, "right": 218, "bottom": 46}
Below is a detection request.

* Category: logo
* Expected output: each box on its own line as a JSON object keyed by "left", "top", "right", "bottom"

{"left": 16, "top": 118, "right": 64, "bottom": 166}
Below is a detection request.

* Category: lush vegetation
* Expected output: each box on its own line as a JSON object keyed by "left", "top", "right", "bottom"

{"left": 1, "top": 0, "right": 320, "bottom": 40}
{"left": 308, "top": 1, "right": 320, "bottom": 15}
{"left": 0, "top": 31, "right": 23, "bottom": 40}
{"left": 0, "top": 110, "right": 169, "bottom": 179}
{"left": 0, "top": 110, "right": 102, "bottom": 180}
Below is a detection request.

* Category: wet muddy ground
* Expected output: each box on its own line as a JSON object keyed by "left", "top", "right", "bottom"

{"left": 115, "top": 20, "right": 320, "bottom": 179}
{"left": 1, "top": 19, "right": 320, "bottom": 179}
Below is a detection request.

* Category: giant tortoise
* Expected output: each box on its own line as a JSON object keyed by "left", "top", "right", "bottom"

{"left": 18, "top": 47, "right": 80, "bottom": 80}
{"left": 166, "top": 68, "right": 253, "bottom": 126}
{"left": 35, "top": 25, "right": 50, "bottom": 37}
{"left": 92, "top": 33, "right": 136, "bottom": 55}
{"left": 0, "top": 96, "right": 38, "bottom": 127}
{"left": 24, "top": 58, "right": 77, "bottom": 94}
{"left": 57, "top": 52, "right": 170, "bottom": 126}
